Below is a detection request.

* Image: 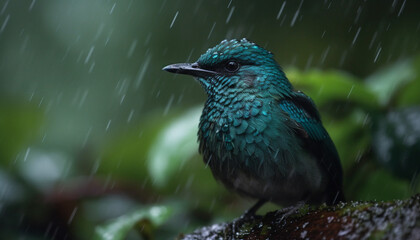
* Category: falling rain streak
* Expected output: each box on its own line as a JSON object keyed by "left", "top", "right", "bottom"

{"left": 135, "top": 54, "right": 151, "bottom": 89}
{"left": 352, "top": 27, "right": 361, "bottom": 46}
{"left": 1, "top": 1, "right": 419, "bottom": 238}
{"left": 0, "top": 14, "right": 9, "bottom": 33}
{"left": 398, "top": 0, "right": 406, "bottom": 16}
{"left": 170, "top": 11, "right": 179, "bottom": 28}
{"left": 290, "top": 0, "right": 303, "bottom": 27}
{"left": 127, "top": 39, "right": 138, "bottom": 58}
{"left": 277, "top": 2, "right": 286, "bottom": 20}
{"left": 208, "top": 22, "right": 216, "bottom": 39}
{"left": 374, "top": 47, "right": 382, "bottom": 62}
{"left": 29, "top": 0, "right": 36, "bottom": 11}
{"left": 226, "top": 6, "right": 235, "bottom": 23}
{"left": 85, "top": 46, "right": 95, "bottom": 64}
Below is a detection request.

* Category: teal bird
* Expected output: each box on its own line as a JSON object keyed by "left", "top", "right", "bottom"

{"left": 163, "top": 39, "right": 344, "bottom": 214}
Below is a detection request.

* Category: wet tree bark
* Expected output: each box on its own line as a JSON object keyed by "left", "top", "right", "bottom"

{"left": 178, "top": 194, "right": 420, "bottom": 240}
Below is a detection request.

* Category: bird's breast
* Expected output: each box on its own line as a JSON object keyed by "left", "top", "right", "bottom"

{"left": 198, "top": 96, "right": 281, "bottom": 175}
{"left": 197, "top": 96, "right": 327, "bottom": 204}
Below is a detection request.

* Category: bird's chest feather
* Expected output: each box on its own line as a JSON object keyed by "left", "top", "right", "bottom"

{"left": 198, "top": 95, "right": 296, "bottom": 177}
{"left": 197, "top": 95, "right": 326, "bottom": 204}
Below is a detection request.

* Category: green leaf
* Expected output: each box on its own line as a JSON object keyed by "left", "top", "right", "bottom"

{"left": 287, "top": 68, "right": 379, "bottom": 109}
{"left": 94, "top": 205, "right": 173, "bottom": 240}
{"left": 0, "top": 103, "right": 43, "bottom": 166}
{"left": 365, "top": 59, "right": 416, "bottom": 107}
{"left": 353, "top": 166, "right": 411, "bottom": 201}
{"left": 98, "top": 111, "right": 176, "bottom": 182}
{"left": 147, "top": 107, "right": 201, "bottom": 187}
{"left": 395, "top": 55, "right": 420, "bottom": 107}
{"left": 325, "top": 110, "right": 371, "bottom": 172}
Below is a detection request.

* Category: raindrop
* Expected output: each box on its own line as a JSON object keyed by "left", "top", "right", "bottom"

{"left": 339, "top": 50, "right": 347, "bottom": 66}
{"left": 76, "top": 51, "right": 84, "bottom": 63}
{"left": 109, "top": 3, "right": 116, "bottom": 14}
{"left": 24, "top": 148, "right": 31, "bottom": 162}
{"left": 398, "top": 0, "right": 406, "bottom": 16}
{"left": 227, "top": 0, "right": 233, "bottom": 8}
{"left": 363, "top": 113, "right": 370, "bottom": 126}
{"left": 105, "top": 29, "right": 113, "bottom": 46}
{"left": 347, "top": 85, "right": 354, "bottom": 99}
{"left": 127, "top": 39, "right": 138, "bottom": 58}
{"left": 290, "top": 0, "right": 303, "bottom": 27}
{"left": 391, "top": 0, "right": 398, "bottom": 9}
{"left": 120, "top": 94, "right": 126, "bottom": 104}
{"left": 352, "top": 27, "right": 361, "bottom": 46}
{"left": 369, "top": 31, "right": 378, "bottom": 49}
{"left": 191, "top": 0, "right": 202, "bottom": 14}
{"left": 105, "top": 120, "right": 112, "bottom": 131}
{"left": 354, "top": 6, "right": 362, "bottom": 23}
{"left": 163, "top": 94, "right": 174, "bottom": 116}
{"left": 186, "top": 48, "right": 195, "bottom": 62}
{"left": 127, "top": 109, "right": 134, "bottom": 123}
{"left": 84, "top": 46, "right": 95, "bottom": 64}
{"left": 78, "top": 90, "right": 88, "bottom": 108}
{"left": 29, "top": 91, "right": 35, "bottom": 102}
{"left": 374, "top": 47, "right": 382, "bottom": 62}
{"left": 0, "top": 14, "right": 10, "bottom": 33}
{"left": 226, "top": 6, "right": 235, "bottom": 23}
{"left": 276, "top": 1, "right": 286, "bottom": 20}
{"left": 304, "top": 54, "right": 313, "bottom": 70}
{"left": 320, "top": 46, "right": 330, "bottom": 64}
{"left": 38, "top": 97, "right": 44, "bottom": 107}
{"left": 170, "top": 11, "right": 179, "bottom": 28}
{"left": 67, "top": 207, "right": 78, "bottom": 225}
{"left": 207, "top": 22, "right": 216, "bottom": 39}
{"left": 90, "top": 158, "right": 100, "bottom": 175}
{"left": 83, "top": 127, "right": 92, "bottom": 147}
{"left": 279, "top": 14, "right": 287, "bottom": 26}
{"left": 94, "top": 23, "right": 105, "bottom": 41}
{"left": 88, "top": 61, "right": 95, "bottom": 73}
{"left": 135, "top": 54, "right": 151, "bottom": 89}
{"left": 1, "top": 0, "right": 9, "bottom": 15}
{"left": 29, "top": 0, "right": 36, "bottom": 11}
{"left": 144, "top": 33, "right": 152, "bottom": 46}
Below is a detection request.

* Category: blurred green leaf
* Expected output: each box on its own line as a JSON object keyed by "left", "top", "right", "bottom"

{"left": 94, "top": 205, "right": 173, "bottom": 240}
{"left": 0, "top": 102, "right": 43, "bottom": 166}
{"left": 287, "top": 68, "right": 379, "bottom": 109}
{"left": 148, "top": 107, "right": 201, "bottom": 187}
{"left": 365, "top": 59, "right": 416, "bottom": 107}
{"left": 325, "top": 110, "right": 371, "bottom": 172}
{"left": 395, "top": 55, "right": 420, "bottom": 107}
{"left": 98, "top": 111, "right": 174, "bottom": 182}
{"left": 352, "top": 164, "right": 411, "bottom": 201}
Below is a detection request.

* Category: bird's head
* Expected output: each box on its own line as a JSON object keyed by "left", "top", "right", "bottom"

{"left": 163, "top": 39, "right": 291, "bottom": 97}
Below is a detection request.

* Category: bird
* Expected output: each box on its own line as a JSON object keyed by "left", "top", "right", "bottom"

{"left": 163, "top": 39, "right": 344, "bottom": 215}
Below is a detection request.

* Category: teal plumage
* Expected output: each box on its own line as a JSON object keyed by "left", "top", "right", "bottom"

{"left": 163, "top": 39, "right": 344, "bottom": 212}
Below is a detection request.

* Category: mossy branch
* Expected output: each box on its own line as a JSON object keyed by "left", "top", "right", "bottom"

{"left": 179, "top": 194, "right": 420, "bottom": 240}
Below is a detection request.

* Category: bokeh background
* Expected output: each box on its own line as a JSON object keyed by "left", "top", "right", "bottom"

{"left": 1, "top": 0, "right": 420, "bottom": 239}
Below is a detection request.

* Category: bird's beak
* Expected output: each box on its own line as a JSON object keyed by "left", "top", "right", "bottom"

{"left": 162, "top": 63, "right": 217, "bottom": 78}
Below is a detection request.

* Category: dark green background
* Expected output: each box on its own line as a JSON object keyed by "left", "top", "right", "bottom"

{"left": 1, "top": 0, "right": 419, "bottom": 239}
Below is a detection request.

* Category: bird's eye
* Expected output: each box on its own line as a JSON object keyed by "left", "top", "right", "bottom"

{"left": 225, "top": 61, "right": 240, "bottom": 72}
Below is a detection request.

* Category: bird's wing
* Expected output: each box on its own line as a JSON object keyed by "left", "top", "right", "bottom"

{"left": 278, "top": 91, "right": 344, "bottom": 204}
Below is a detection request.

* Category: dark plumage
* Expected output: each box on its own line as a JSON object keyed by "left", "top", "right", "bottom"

{"left": 163, "top": 39, "right": 344, "bottom": 213}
